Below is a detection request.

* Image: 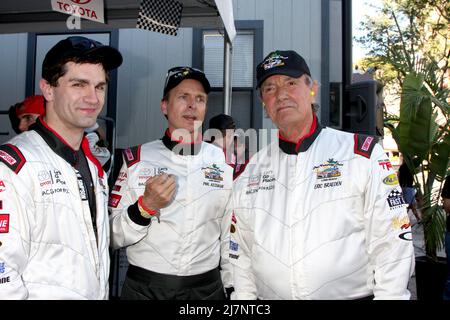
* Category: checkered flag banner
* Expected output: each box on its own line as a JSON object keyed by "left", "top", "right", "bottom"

{"left": 136, "top": 0, "right": 183, "bottom": 36}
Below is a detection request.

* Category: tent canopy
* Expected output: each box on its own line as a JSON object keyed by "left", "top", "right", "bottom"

{"left": 0, "top": 0, "right": 235, "bottom": 38}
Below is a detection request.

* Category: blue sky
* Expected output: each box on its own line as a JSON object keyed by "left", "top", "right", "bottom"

{"left": 352, "top": 0, "right": 381, "bottom": 63}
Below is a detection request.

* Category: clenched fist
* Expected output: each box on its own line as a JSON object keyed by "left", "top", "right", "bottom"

{"left": 141, "top": 173, "right": 176, "bottom": 211}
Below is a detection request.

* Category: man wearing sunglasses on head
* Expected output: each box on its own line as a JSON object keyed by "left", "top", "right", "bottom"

{"left": 109, "top": 66, "right": 233, "bottom": 300}
{"left": 0, "top": 36, "right": 122, "bottom": 299}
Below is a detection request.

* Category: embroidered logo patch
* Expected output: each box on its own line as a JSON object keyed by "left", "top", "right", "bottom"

{"left": 0, "top": 150, "right": 16, "bottom": 166}
{"left": 391, "top": 216, "right": 411, "bottom": 230}
{"left": 361, "top": 136, "right": 374, "bottom": 152}
{"left": 383, "top": 173, "right": 399, "bottom": 186}
{"left": 230, "top": 240, "right": 239, "bottom": 251}
{"left": 124, "top": 148, "right": 135, "bottom": 162}
{"left": 0, "top": 214, "right": 9, "bottom": 233}
{"left": 378, "top": 160, "right": 393, "bottom": 171}
{"left": 387, "top": 190, "right": 406, "bottom": 210}
{"left": 202, "top": 164, "right": 224, "bottom": 182}
{"left": 314, "top": 158, "right": 343, "bottom": 180}
{"left": 262, "top": 52, "right": 288, "bottom": 70}
{"left": 108, "top": 194, "right": 122, "bottom": 208}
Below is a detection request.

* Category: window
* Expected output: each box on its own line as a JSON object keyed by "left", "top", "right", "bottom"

{"left": 193, "top": 21, "right": 263, "bottom": 132}
{"left": 203, "top": 31, "right": 254, "bottom": 88}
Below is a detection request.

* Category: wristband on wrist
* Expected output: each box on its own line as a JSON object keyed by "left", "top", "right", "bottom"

{"left": 137, "top": 196, "right": 159, "bottom": 218}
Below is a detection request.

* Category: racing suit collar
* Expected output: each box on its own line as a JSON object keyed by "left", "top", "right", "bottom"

{"left": 161, "top": 128, "right": 202, "bottom": 156}
{"left": 278, "top": 114, "right": 322, "bottom": 155}
{"left": 31, "top": 117, "right": 104, "bottom": 177}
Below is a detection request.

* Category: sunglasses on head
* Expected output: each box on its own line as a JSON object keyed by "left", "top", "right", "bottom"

{"left": 164, "top": 66, "right": 204, "bottom": 89}
{"left": 66, "top": 36, "right": 103, "bottom": 50}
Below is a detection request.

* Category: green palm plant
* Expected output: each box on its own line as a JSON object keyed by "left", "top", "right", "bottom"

{"left": 385, "top": 71, "right": 450, "bottom": 259}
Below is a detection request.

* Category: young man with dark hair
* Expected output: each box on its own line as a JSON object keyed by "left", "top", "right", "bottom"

{"left": 0, "top": 36, "right": 122, "bottom": 299}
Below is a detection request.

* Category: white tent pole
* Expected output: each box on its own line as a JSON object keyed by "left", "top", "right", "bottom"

{"left": 223, "top": 29, "right": 232, "bottom": 115}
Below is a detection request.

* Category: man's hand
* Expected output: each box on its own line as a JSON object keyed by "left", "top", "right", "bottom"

{"left": 142, "top": 173, "right": 176, "bottom": 211}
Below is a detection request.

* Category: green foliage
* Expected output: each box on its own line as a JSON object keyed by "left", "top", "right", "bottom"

{"left": 398, "top": 74, "right": 436, "bottom": 161}
{"left": 356, "top": 0, "right": 450, "bottom": 93}
{"left": 388, "top": 73, "right": 449, "bottom": 258}
{"left": 358, "top": 0, "right": 450, "bottom": 258}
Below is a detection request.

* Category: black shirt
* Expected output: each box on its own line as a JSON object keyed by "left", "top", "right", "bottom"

{"left": 442, "top": 176, "right": 450, "bottom": 231}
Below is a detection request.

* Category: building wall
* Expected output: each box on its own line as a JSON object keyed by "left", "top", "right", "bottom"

{"left": 116, "top": 28, "right": 193, "bottom": 147}
{"left": 329, "top": 0, "right": 342, "bottom": 83}
{"left": 0, "top": 33, "right": 28, "bottom": 143}
{"left": 0, "top": 0, "right": 325, "bottom": 147}
{"left": 115, "top": 0, "right": 323, "bottom": 145}
{"left": 233, "top": 0, "right": 322, "bottom": 129}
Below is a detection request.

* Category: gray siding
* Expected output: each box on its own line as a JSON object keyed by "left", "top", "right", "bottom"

{"left": 116, "top": 28, "right": 193, "bottom": 148}
{"left": 233, "top": 0, "right": 322, "bottom": 129}
{"left": 0, "top": 34, "right": 28, "bottom": 144}
{"left": 116, "top": 0, "right": 323, "bottom": 145}
{"left": 329, "top": 0, "right": 342, "bottom": 83}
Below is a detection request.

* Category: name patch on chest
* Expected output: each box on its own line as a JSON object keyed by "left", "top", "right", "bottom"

{"left": 202, "top": 164, "right": 225, "bottom": 188}
{"left": 313, "top": 158, "right": 344, "bottom": 190}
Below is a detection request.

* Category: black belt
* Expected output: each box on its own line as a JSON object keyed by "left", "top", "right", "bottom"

{"left": 353, "top": 295, "right": 374, "bottom": 300}
{"left": 126, "top": 264, "right": 221, "bottom": 289}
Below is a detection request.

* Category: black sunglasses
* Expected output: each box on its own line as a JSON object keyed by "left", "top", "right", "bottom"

{"left": 66, "top": 36, "right": 103, "bottom": 50}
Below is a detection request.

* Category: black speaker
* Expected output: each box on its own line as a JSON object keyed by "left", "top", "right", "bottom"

{"left": 344, "top": 80, "right": 384, "bottom": 136}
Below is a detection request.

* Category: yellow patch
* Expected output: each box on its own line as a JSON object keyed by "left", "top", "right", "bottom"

{"left": 391, "top": 216, "right": 411, "bottom": 230}
{"left": 383, "top": 173, "right": 399, "bottom": 186}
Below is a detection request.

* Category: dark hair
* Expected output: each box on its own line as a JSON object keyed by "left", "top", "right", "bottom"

{"left": 398, "top": 163, "right": 414, "bottom": 188}
{"left": 8, "top": 102, "right": 22, "bottom": 134}
{"left": 45, "top": 56, "right": 110, "bottom": 87}
{"left": 42, "top": 36, "right": 121, "bottom": 86}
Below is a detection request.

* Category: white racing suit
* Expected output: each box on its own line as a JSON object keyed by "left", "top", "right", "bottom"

{"left": 229, "top": 117, "right": 415, "bottom": 300}
{"left": 0, "top": 118, "right": 110, "bottom": 299}
{"left": 109, "top": 132, "right": 233, "bottom": 288}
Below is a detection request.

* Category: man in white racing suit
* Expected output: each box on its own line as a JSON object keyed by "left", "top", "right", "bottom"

{"left": 109, "top": 66, "right": 233, "bottom": 299}
{"left": 229, "top": 50, "right": 415, "bottom": 300}
{"left": 0, "top": 36, "right": 122, "bottom": 299}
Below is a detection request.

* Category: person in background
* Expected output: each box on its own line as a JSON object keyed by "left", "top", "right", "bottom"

{"left": 85, "top": 121, "right": 111, "bottom": 172}
{"left": 442, "top": 175, "right": 450, "bottom": 300}
{"left": 398, "top": 162, "right": 421, "bottom": 223}
{"left": 0, "top": 36, "right": 122, "bottom": 299}
{"left": 109, "top": 66, "right": 233, "bottom": 300}
{"left": 207, "top": 114, "right": 250, "bottom": 180}
{"left": 8, "top": 95, "right": 46, "bottom": 134}
{"left": 229, "top": 49, "right": 415, "bottom": 300}
{"left": 7, "top": 103, "right": 21, "bottom": 134}
{"left": 208, "top": 113, "right": 236, "bottom": 165}
{"left": 15, "top": 95, "right": 46, "bottom": 133}
{"left": 7, "top": 94, "right": 111, "bottom": 172}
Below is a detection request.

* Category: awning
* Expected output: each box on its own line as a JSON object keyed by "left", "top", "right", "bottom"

{"left": 0, "top": 0, "right": 235, "bottom": 39}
